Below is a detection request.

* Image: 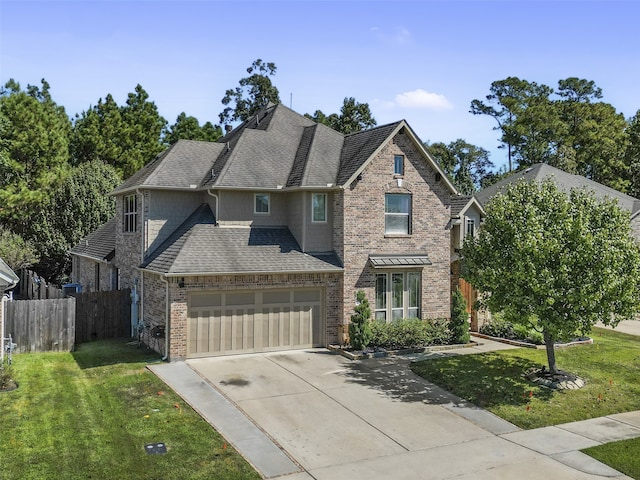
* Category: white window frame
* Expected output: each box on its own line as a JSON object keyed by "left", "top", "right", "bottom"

{"left": 123, "top": 194, "right": 137, "bottom": 233}
{"left": 254, "top": 193, "right": 270, "bottom": 215}
{"left": 385, "top": 193, "right": 412, "bottom": 235}
{"left": 394, "top": 155, "right": 404, "bottom": 176}
{"left": 465, "top": 218, "right": 475, "bottom": 238}
{"left": 311, "top": 193, "right": 327, "bottom": 223}
{"left": 374, "top": 271, "right": 421, "bottom": 322}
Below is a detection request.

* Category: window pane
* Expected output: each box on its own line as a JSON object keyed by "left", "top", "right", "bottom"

{"left": 312, "top": 193, "right": 326, "bottom": 222}
{"left": 394, "top": 155, "right": 404, "bottom": 175}
{"left": 385, "top": 194, "right": 411, "bottom": 234}
{"left": 392, "top": 273, "right": 403, "bottom": 309}
{"left": 392, "top": 308, "right": 403, "bottom": 321}
{"left": 375, "top": 274, "right": 387, "bottom": 309}
{"left": 408, "top": 272, "right": 420, "bottom": 318}
{"left": 375, "top": 311, "right": 387, "bottom": 321}
{"left": 255, "top": 194, "right": 269, "bottom": 213}
{"left": 385, "top": 194, "right": 409, "bottom": 213}
{"left": 385, "top": 215, "right": 409, "bottom": 234}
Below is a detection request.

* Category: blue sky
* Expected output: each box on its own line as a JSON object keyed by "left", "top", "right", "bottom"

{"left": 2, "top": 0, "right": 639, "bottom": 171}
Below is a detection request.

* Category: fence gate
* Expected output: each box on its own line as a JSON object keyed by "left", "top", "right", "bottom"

{"left": 73, "top": 289, "right": 131, "bottom": 343}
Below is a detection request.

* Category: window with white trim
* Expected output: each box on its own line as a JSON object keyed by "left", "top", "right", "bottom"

{"left": 465, "top": 218, "right": 475, "bottom": 238}
{"left": 312, "top": 193, "right": 327, "bottom": 223}
{"left": 254, "top": 193, "right": 270, "bottom": 214}
{"left": 394, "top": 155, "right": 404, "bottom": 176}
{"left": 385, "top": 193, "right": 412, "bottom": 235}
{"left": 123, "top": 194, "right": 137, "bottom": 233}
{"left": 374, "top": 271, "right": 421, "bottom": 321}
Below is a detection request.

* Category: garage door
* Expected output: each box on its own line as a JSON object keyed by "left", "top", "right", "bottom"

{"left": 187, "top": 289, "right": 323, "bottom": 358}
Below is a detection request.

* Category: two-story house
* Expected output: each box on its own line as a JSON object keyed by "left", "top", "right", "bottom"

{"left": 71, "top": 103, "right": 467, "bottom": 360}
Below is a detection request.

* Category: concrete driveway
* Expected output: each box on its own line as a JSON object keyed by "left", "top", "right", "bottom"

{"left": 178, "top": 348, "right": 634, "bottom": 479}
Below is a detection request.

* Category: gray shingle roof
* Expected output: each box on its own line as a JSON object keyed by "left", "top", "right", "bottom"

{"left": 475, "top": 163, "right": 640, "bottom": 215}
{"left": 141, "top": 204, "right": 342, "bottom": 275}
{"left": 112, "top": 140, "right": 225, "bottom": 194}
{"left": 450, "top": 196, "right": 474, "bottom": 216}
{"left": 337, "top": 122, "right": 403, "bottom": 185}
{"left": 70, "top": 218, "right": 116, "bottom": 261}
{"left": 110, "top": 103, "right": 457, "bottom": 195}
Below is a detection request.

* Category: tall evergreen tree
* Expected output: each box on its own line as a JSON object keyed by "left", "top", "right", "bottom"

{"left": 71, "top": 85, "right": 167, "bottom": 179}
{"left": 306, "top": 97, "right": 377, "bottom": 134}
{"left": 0, "top": 79, "right": 71, "bottom": 229}
{"left": 165, "top": 112, "right": 222, "bottom": 145}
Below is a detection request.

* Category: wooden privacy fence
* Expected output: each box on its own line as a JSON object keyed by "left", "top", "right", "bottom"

{"left": 3, "top": 289, "right": 131, "bottom": 353}
{"left": 73, "top": 289, "right": 131, "bottom": 343}
{"left": 15, "top": 269, "right": 64, "bottom": 300}
{"left": 5, "top": 297, "right": 76, "bottom": 353}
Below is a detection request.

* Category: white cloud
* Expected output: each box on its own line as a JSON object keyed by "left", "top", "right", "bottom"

{"left": 370, "top": 26, "right": 411, "bottom": 45}
{"left": 394, "top": 89, "right": 453, "bottom": 110}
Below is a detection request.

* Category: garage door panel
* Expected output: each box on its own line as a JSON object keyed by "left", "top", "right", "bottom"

{"left": 188, "top": 289, "right": 323, "bottom": 357}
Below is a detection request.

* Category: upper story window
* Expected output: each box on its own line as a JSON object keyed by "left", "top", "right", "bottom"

{"left": 394, "top": 155, "right": 404, "bottom": 176}
{"left": 465, "top": 218, "right": 475, "bottom": 238}
{"left": 385, "top": 193, "right": 412, "bottom": 235}
{"left": 312, "top": 193, "right": 327, "bottom": 223}
{"left": 123, "top": 194, "right": 137, "bottom": 233}
{"left": 254, "top": 193, "right": 270, "bottom": 214}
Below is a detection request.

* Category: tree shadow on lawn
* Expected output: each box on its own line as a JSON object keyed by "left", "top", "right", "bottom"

{"left": 72, "top": 338, "right": 162, "bottom": 369}
{"left": 339, "top": 351, "right": 553, "bottom": 409}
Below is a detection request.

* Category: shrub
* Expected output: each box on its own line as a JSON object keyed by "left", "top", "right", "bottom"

{"left": 449, "top": 289, "right": 470, "bottom": 344}
{"left": 0, "top": 364, "right": 17, "bottom": 391}
{"left": 369, "top": 318, "right": 450, "bottom": 349}
{"left": 480, "top": 315, "right": 516, "bottom": 338}
{"left": 348, "top": 290, "right": 373, "bottom": 350}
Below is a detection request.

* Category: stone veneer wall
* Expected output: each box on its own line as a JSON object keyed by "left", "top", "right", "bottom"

{"left": 147, "top": 272, "right": 343, "bottom": 361}
{"left": 340, "top": 132, "right": 451, "bottom": 324}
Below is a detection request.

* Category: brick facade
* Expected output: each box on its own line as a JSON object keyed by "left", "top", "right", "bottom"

{"left": 340, "top": 132, "right": 451, "bottom": 324}
{"left": 114, "top": 194, "right": 143, "bottom": 290}
{"left": 73, "top": 256, "right": 114, "bottom": 292}
{"left": 141, "top": 272, "right": 343, "bottom": 361}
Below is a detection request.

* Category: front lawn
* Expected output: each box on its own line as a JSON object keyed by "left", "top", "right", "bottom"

{"left": 0, "top": 339, "right": 261, "bottom": 480}
{"left": 582, "top": 437, "right": 640, "bottom": 479}
{"left": 410, "top": 328, "right": 640, "bottom": 430}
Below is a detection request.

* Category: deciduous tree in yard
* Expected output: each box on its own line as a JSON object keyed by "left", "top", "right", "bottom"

{"left": 462, "top": 180, "right": 640, "bottom": 374}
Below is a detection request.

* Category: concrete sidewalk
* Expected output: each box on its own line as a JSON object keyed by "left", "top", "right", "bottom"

{"left": 149, "top": 338, "right": 639, "bottom": 479}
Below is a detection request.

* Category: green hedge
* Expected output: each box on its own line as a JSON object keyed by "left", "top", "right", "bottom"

{"left": 369, "top": 318, "right": 451, "bottom": 350}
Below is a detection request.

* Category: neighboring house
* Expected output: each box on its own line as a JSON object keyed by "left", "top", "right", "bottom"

{"left": 448, "top": 196, "right": 485, "bottom": 331}
{"left": 69, "top": 218, "right": 118, "bottom": 292}
{"left": 72, "top": 103, "right": 465, "bottom": 360}
{"left": 0, "top": 257, "right": 19, "bottom": 292}
{"left": 1, "top": 257, "right": 19, "bottom": 359}
{"left": 475, "top": 163, "right": 640, "bottom": 243}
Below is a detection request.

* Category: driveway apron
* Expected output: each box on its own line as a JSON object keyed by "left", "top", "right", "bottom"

{"left": 182, "top": 348, "right": 633, "bottom": 479}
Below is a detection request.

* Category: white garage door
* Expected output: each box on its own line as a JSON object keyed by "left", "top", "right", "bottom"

{"left": 187, "top": 289, "right": 323, "bottom": 358}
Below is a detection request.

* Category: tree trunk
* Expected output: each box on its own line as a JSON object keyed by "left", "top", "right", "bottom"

{"left": 543, "top": 330, "right": 558, "bottom": 374}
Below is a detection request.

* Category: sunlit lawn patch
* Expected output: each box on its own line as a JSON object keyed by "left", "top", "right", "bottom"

{"left": 0, "top": 339, "right": 260, "bottom": 480}
{"left": 410, "top": 328, "right": 640, "bottom": 430}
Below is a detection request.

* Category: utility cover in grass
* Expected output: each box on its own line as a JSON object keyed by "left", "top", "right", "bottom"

{"left": 145, "top": 442, "right": 167, "bottom": 454}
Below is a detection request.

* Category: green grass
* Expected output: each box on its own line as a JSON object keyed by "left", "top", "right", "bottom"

{"left": 582, "top": 437, "right": 640, "bottom": 479}
{"left": 411, "top": 328, "right": 640, "bottom": 430}
{"left": 0, "top": 339, "right": 261, "bottom": 480}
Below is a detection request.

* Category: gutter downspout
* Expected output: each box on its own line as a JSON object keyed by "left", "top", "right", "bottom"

{"left": 136, "top": 189, "right": 146, "bottom": 328}
{"left": 160, "top": 275, "right": 169, "bottom": 361}
{"left": 207, "top": 189, "right": 219, "bottom": 223}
